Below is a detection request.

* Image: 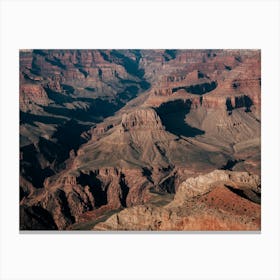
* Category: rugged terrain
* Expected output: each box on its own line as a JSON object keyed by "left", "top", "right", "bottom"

{"left": 19, "top": 49, "right": 261, "bottom": 230}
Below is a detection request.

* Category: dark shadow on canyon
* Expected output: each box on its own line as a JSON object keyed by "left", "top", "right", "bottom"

{"left": 77, "top": 172, "right": 108, "bottom": 208}
{"left": 156, "top": 99, "right": 205, "bottom": 137}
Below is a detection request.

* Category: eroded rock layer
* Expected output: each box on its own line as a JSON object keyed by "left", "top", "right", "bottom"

{"left": 93, "top": 170, "right": 261, "bottom": 231}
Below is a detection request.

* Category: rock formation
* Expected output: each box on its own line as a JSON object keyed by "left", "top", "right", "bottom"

{"left": 93, "top": 170, "right": 261, "bottom": 231}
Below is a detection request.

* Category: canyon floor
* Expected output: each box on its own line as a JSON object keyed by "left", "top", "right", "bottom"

{"left": 19, "top": 49, "right": 261, "bottom": 231}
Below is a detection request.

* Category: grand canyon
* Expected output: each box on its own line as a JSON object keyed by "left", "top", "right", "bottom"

{"left": 19, "top": 49, "right": 261, "bottom": 231}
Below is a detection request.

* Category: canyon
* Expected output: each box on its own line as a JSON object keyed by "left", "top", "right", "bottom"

{"left": 19, "top": 49, "right": 261, "bottom": 231}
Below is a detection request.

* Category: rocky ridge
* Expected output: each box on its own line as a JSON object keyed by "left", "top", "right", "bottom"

{"left": 93, "top": 170, "right": 261, "bottom": 231}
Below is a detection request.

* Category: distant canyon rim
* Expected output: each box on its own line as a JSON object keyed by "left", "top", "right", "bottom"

{"left": 20, "top": 49, "right": 261, "bottom": 231}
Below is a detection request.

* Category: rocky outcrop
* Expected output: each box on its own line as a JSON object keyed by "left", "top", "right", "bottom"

{"left": 93, "top": 170, "right": 261, "bottom": 231}
{"left": 20, "top": 176, "right": 36, "bottom": 201}
{"left": 20, "top": 84, "right": 50, "bottom": 112}
{"left": 121, "top": 108, "right": 163, "bottom": 131}
{"left": 21, "top": 180, "right": 96, "bottom": 229}
{"left": 20, "top": 166, "right": 154, "bottom": 230}
{"left": 173, "top": 170, "right": 260, "bottom": 204}
{"left": 91, "top": 123, "right": 114, "bottom": 136}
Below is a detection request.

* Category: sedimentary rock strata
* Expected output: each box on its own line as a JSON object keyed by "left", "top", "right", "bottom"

{"left": 93, "top": 170, "right": 260, "bottom": 231}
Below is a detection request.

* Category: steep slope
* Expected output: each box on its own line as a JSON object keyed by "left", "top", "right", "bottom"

{"left": 93, "top": 170, "right": 261, "bottom": 231}
{"left": 20, "top": 50, "right": 151, "bottom": 200}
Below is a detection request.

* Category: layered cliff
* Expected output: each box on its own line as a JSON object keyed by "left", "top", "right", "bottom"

{"left": 93, "top": 170, "right": 261, "bottom": 231}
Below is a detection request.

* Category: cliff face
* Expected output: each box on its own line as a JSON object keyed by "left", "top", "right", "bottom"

{"left": 20, "top": 84, "right": 50, "bottom": 112}
{"left": 21, "top": 167, "right": 153, "bottom": 230}
{"left": 19, "top": 49, "right": 261, "bottom": 230}
{"left": 121, "top": 108, "right": 164, "bottom": 131}
{"left": 20, "top": 49, "right": 152, "bottom": 207}
{"left": 93, "top": 170, "right": 261, "bottom": 231}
